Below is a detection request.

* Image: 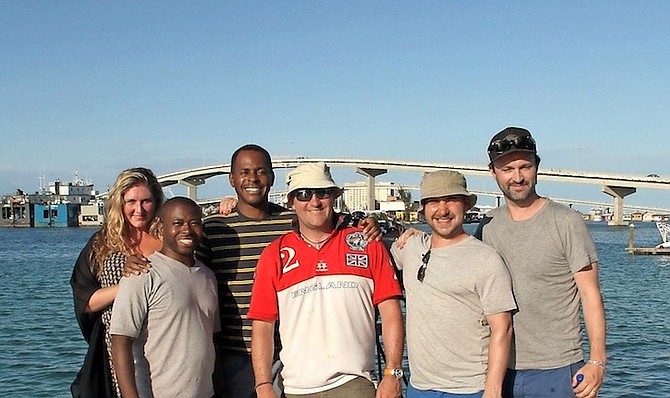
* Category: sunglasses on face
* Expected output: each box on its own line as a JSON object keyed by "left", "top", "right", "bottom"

{"left": 417, "top": 250, "right": 431, "bottom": 283}
{"left": 487, "top": 134, "right": 536, "bottom": 157}
{"left": 293, "top": 188, "right": 333, "bottom": 202}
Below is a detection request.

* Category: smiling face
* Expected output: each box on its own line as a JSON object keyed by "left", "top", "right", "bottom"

{"left": 490, "top": 151, "right": 539, "bottom": 206}
{"left": 158, "top": 198, "right": 203, "bottom": 266}
{"left": 290, "top": 189, "right": 336, "bottom": 235}
{"left": 122, "top": 183, "right": 156, "bottom": 232}
{"left": 422, "top": 196, "right": 467, "bottom": 242}
{"left": 229, "top": 149, "right": 275, "bottom": 212}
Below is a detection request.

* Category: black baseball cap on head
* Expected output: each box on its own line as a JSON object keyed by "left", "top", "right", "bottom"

{"left": 487, "top": 127, "right": 537, "bottom": 163}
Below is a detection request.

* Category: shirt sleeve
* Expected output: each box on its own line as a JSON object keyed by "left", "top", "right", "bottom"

{"left": 109, "top": 273, "right": 151, "bottom": 338}
{"left": 247, "top": 243, "right": 280, "bottom": 322}
{"left": 210, "top": 271, "right": 222, "bottom": 333}
{"left": 562, "top": 208, "right": 599, "bottom": 273}
{"left": 369, "top": 241, "right": 403, "bottom": 305}
{"left": 389, "top": 241, "right": 405, "bottom": 271}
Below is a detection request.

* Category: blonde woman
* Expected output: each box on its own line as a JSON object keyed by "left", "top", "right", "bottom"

{"left": 70, "top": 167, "right": 164, "bottom": 398}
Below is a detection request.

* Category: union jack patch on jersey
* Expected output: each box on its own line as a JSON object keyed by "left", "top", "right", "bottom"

{"left": 346, "top": 253, "right": 369, "bottom": 268}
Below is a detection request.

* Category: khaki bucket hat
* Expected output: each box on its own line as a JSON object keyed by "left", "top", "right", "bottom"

{"left": 419, "top": 170, "right": 477, "bottom": 211}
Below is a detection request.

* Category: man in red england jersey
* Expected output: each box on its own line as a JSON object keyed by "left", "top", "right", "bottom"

{"left": 248, "top": 162, "right": 404, "bottom": 398}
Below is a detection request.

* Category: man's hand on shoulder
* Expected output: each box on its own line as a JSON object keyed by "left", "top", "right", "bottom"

{"left": 123, "top": 255, "right": 151, "bottom": 277}
{"left": 359, "top": 216, "right": 382, "bottom": 242}
{"left": 394, "top": 227, "right": 423, "bottom": 249}
{"left": 218, "top": 196, "right": 238, "bottom": 215}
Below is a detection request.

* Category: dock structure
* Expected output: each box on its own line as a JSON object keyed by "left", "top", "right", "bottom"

{"left": 626, "top": 247, "right": 670, "bottom": 255}
{"left": 626, "top": 222, "right": 670, "bottom": 255}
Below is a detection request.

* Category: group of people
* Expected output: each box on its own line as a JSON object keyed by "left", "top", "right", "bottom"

{"left": 70, "top": 127, "right": 606, "bottom": 398}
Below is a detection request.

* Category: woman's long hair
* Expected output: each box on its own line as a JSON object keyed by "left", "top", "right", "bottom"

{"left": 91, "top": 167, "right": 165, "bottom": 275}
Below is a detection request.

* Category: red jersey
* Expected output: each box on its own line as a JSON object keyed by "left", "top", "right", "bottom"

{"left": 248, "top": 223, "right": 402, "bottom": 394}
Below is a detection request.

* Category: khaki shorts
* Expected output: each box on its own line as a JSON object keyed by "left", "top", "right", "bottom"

{"left": 285, "top": 377, "right": 375, "bottom": 398}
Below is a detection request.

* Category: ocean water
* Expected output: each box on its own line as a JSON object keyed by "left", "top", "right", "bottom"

{"left": 0, "top": 223, "right": 669, "bottom": 397}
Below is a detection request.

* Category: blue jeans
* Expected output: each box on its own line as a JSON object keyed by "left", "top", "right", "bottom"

{"left": 407, "top": 383, "right": 483, "bottom": 398}
{"left": 502, "top": 362, "right": 585, "bottom": 398}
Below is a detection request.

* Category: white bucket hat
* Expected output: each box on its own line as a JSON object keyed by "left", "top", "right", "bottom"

{"left": 286, "top": 162, "right": 343, "bottom": 197}
{"left": 419, "top": 170, "right": 477, "bottom": 211}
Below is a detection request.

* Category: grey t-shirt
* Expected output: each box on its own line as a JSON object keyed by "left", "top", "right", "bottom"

{"left": 110, "top": 252, "right": 220, "bottom": 398}
{"left": 477, "top": 199, "right": 598, "bottom": 369}
{"left": 391, "top": 234, "right": 516, "bottom": 393}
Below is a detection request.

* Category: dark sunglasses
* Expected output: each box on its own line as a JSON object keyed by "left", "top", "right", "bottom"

{"left": 417, "top": 250, "right": 431, "bottom": 282}
{"left": 487, "top": 134, "right": 536, "bottom": 157}
{"left": 294, "top": 188, "right": 333, "bottom": 202}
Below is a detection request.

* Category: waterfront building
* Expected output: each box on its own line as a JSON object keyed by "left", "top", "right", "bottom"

{"left": 78, "top": 202, "right": 104, "bottom": 227}
{"left": 1, "top": 172, "right": 102, "bottom": 227}
{"left": 47, "top": 173, "right": 96, "bottom": 205}
{"left": 379, "top": 200, "right": 407, "bottom": 221}
{"left": 0, "top": 191, "right": 31, "bottom": 227}
{"left": 342, "top": 181, "right": 404, "bottom": 211}
{"left": 33, "top": 203, "right": 79, "bottom": 227}
{"left": 643, "top": 213, "right": 670, "bottom": 222}
{"left": 590, "top": 207, "right": 613, "bottom": 222}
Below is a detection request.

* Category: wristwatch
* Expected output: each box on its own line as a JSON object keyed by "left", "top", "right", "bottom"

{"left": 383, "top": 367, "right": 404, "bottom": 379}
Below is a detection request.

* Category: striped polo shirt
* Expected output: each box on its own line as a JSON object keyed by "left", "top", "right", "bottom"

{"left": 197, "top": 202, "right": 294, "bottom": 353}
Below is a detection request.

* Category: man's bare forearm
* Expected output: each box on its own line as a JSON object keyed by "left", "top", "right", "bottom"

{"left": 111, "top": 334, "right": 139, "bottom": 398}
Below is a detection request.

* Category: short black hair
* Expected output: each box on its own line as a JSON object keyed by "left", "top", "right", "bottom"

{"left": 158, "top": 196, "right": 201, "bottom": 219}
{"left": 230, "top": 144, "right": 273, "bottom": 172}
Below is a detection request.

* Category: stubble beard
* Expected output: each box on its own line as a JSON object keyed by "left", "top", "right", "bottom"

{"left": 428, "top": 217, "right": 464, "bottom": 241}
{"left": 502, "top": 180, "right": 536, "bottom": 204}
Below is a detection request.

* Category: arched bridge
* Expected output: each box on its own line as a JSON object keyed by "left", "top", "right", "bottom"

{"left": 157, "top": 157, "right": 670, "bottom": 226}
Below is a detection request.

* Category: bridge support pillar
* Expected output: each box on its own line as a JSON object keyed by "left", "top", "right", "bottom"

{"left": 356, "top": 167, "right": 387, "bottom": 211}
{"left": 603, "top": 185, "right": 636, "bottom": 226}
{"left": 179, "top": 177, "right": 206, "bottom": 201}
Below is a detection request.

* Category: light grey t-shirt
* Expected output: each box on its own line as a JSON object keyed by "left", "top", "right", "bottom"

{"left": 477, "top": 199, "right": 598, "bottom": 370}
{"left": 110, "top": 252, "right": 220, "bottom": 398}
{"left": 391, "top": 234, "right": 516, "bottom": 393}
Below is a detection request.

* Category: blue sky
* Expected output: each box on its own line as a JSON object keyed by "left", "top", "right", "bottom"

{"left": 2, "top": 2, "right": 669, "bottom": 208}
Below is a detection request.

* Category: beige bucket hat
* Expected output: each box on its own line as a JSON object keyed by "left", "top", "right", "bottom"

{"left": 419, "top": 169, "right": 477, "bottom": 211}
{"left": 286, "top": 162, "right": 343, "bottom": 197}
